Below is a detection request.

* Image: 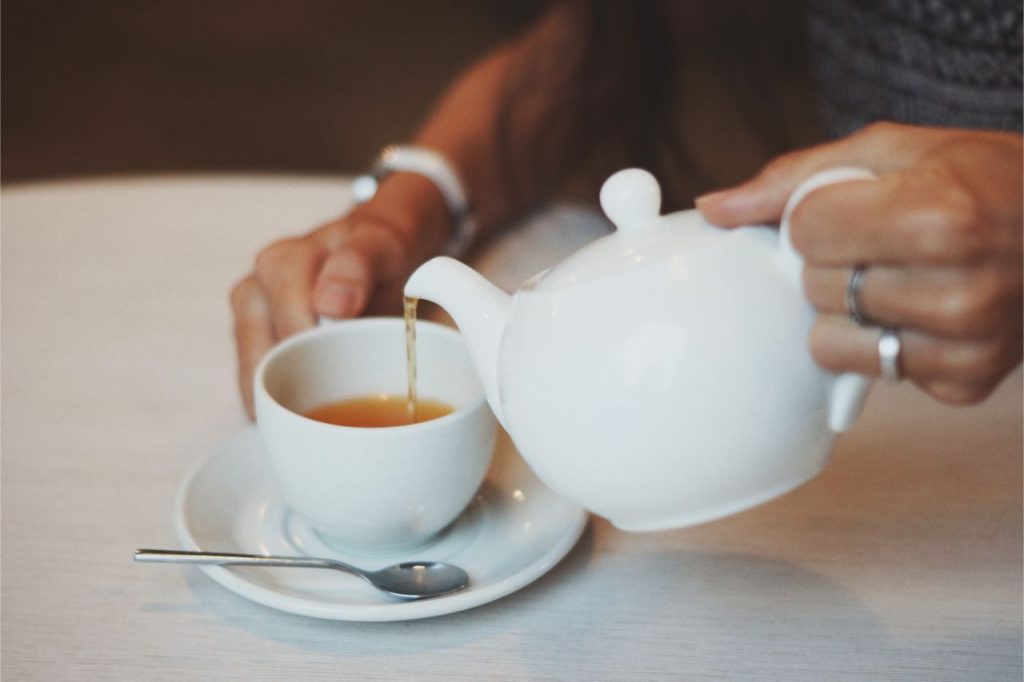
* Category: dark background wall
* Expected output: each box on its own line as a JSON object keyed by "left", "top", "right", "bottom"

{"left": 2, "top": 1, "right": 535, "bottom": 183}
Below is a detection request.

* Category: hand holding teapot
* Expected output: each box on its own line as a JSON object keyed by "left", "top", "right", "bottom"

{"left": 698, "top": 122, "right": 1023, "bottom": 407}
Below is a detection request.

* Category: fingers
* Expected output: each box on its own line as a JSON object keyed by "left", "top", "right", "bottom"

{"left": 917, "top": 379, "right": 1004, "bottom": 406}
{"left": 789, "top": 169, "right": 992, "bottom": 267}
{"left": 808, "top": 315, "right": 1020, "bottom": 404}
{"left": 695, "top": 140, "right": 857, "bottom": 227}
{"left": 692, "top": 122, "right": 909, "bottom": 225}
{"left": 313, "top": 248, "right": 374, "bottom": 319}
{"left": 696, "top": 124, "right": 1022, "bottom": 407}
{"left": 230, "top": 275, "right": 275, "bottom": 420}
{"left": 802, "top": 264, "right": 1022, "bottom": 339}
{"left": 802, "top": 262, "right": 1022, "bottom": 404}
{"left": 700, "top": 124, "right": 1015, "bottom": 268}
{"left": 694, "top": 121, "right": 941, "bottom": 227}
{"left": 230, "top": 215, "right": 415, "bottom": 418}
{"left": 312, "top": 219, "right": 409, "bottom": 320}
{"left": 253, "top": 236, "right": 320, "bottom": 339}
{"left": 251, "top": 217, "right": 409, "bottom": 330}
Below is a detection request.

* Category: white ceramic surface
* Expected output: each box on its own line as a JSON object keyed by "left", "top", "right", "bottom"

{"left": 404, "top": 168, "right": 878, "bottom": 532}
{"left": 254, "top": 318, "right": 496, "bottom": 550}
{"left": 174, "top": 427, "right": 588, "bottom": 621}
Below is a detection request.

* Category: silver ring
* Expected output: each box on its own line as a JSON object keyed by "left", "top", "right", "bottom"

{"left": 846, "top": 265, "right": 871, "bottom": 327}
{"left": 878, "top": 328, "right": 903, "bottom": 382}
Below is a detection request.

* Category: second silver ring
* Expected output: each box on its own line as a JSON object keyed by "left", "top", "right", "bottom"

{"left": 878, "top": 328, "right": 903, "bottom": 382}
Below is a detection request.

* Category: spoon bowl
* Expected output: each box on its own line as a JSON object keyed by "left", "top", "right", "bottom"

{"left": 134, "top": 549, "right": 469, "bottom": 599}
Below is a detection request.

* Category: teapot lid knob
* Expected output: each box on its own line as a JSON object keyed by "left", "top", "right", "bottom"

{"left": 600, "top": 168, "right": 662, "bottom": 232}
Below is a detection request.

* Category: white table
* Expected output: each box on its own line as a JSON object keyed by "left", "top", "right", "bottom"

{"left": 3, "top": 176, "right": 1021, "bottom": 681}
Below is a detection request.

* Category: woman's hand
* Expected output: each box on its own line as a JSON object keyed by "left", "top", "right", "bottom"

{"left": 230, "top": 173, "right": 452, "bottom": 418}
{"left": 697, "top": 122, "right": 1023, "bottom": 405}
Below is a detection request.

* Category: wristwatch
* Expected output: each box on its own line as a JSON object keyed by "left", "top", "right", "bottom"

{"left": 351, "top": 145, "right": 476, "bottom": 258}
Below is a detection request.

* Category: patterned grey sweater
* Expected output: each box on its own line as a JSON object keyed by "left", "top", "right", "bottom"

{"left": 809, "top": 0, "right": 1022, "bottom": 136}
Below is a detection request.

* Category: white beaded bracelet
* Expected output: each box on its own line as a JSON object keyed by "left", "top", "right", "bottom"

{"left": 351, "top": 145, "right": 477, "bottom": 258}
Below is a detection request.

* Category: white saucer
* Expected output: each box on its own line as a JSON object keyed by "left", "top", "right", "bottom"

{"left": 173, "top": 427, "right": 588, "bottom": 621}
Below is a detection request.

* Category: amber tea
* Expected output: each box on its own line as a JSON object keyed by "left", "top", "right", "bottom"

{"left": 303, "top": 297, "right": 439, "bottom": 427}
{"left": 304, "top": 394, "right": 454, "bottom": 427}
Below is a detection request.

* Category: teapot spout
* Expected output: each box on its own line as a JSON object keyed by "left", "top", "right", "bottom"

{"left": 405, "top": 257, "right": 511, "bottom": 427}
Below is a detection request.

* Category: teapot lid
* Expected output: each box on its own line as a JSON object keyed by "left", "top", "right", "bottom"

{"left": 526, "top": 169, "right": 722, "bottom": 291}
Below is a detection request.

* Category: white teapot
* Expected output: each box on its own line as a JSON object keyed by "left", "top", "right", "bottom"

{"left": 405, "top": 167, "right": 876, "bottom": 530}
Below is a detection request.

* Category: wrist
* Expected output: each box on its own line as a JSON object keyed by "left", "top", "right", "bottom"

{"left": 348, "top": 171, "right": 453, "bottom": 264}
{"left": 352, "top": 145, "right": 477, "bottom": 258}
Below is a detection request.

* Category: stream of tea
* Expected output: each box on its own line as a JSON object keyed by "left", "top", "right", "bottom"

{"left": 299, "top": 297, "right": 452, "bottom": 427}
{"left": 403, "top": 295, "right": 419, "bottom": 423}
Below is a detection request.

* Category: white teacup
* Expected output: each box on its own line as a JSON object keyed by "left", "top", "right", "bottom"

{"left": 254, "top": 318, "right": 496, "bottom": 552}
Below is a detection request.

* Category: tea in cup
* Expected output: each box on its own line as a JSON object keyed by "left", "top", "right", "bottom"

{"left": 253, "top": 318, "right": 496, "bottom": 551}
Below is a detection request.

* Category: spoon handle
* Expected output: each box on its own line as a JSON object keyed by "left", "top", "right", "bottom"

{"left": 134, "top": 548, "right": 339, "bottom": 571}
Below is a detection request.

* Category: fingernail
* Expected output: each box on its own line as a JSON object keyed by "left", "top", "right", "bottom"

{"left": 695, "top": 188, "right": 748, "bottom": 216}
{"left": 315, "top": 282, "right": 363, "bottom": 318}
{"left": 694, "top": 189, "right": 733, "bottom": 208}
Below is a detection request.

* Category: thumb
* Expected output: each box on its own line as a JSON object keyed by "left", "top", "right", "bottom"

{"left": 695, "top": 134, "right": 877, "bottom": 228}
{"left": 694, "top": 174, "right": 791, "bottom": 229}
{"left": 313, "top": 247, "right": 374, "bottom": 319}
{"left": 312, "top": 218, "right": 411, "bottom": 320}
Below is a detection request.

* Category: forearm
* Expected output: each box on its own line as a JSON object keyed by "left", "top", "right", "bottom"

{"left": 411, "top": 45, "right": 521, "bottom": 236}
{"left": 343, "top": 39, "right": 538, "bottom": 267}
{"left": 350, "top": 41, "right": 545, "bottom": 264}
{"left": 411, "top": 3, "right": 579, "bottom": 238}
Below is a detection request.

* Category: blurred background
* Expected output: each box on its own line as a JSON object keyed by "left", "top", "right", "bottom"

{"left": 2, "top": 1, "right": 538, "bottom": 183}
{"left": 3, "top": 1, "right": 819, "bottom": 196}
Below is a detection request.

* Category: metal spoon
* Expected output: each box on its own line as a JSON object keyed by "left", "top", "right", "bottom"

{"left": 134, "top": 548, "right": 469, "bottom": 599}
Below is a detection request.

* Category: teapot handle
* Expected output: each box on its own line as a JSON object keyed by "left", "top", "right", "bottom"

{"left": 778, "top": 167, "right": 877, "bottom": 433}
